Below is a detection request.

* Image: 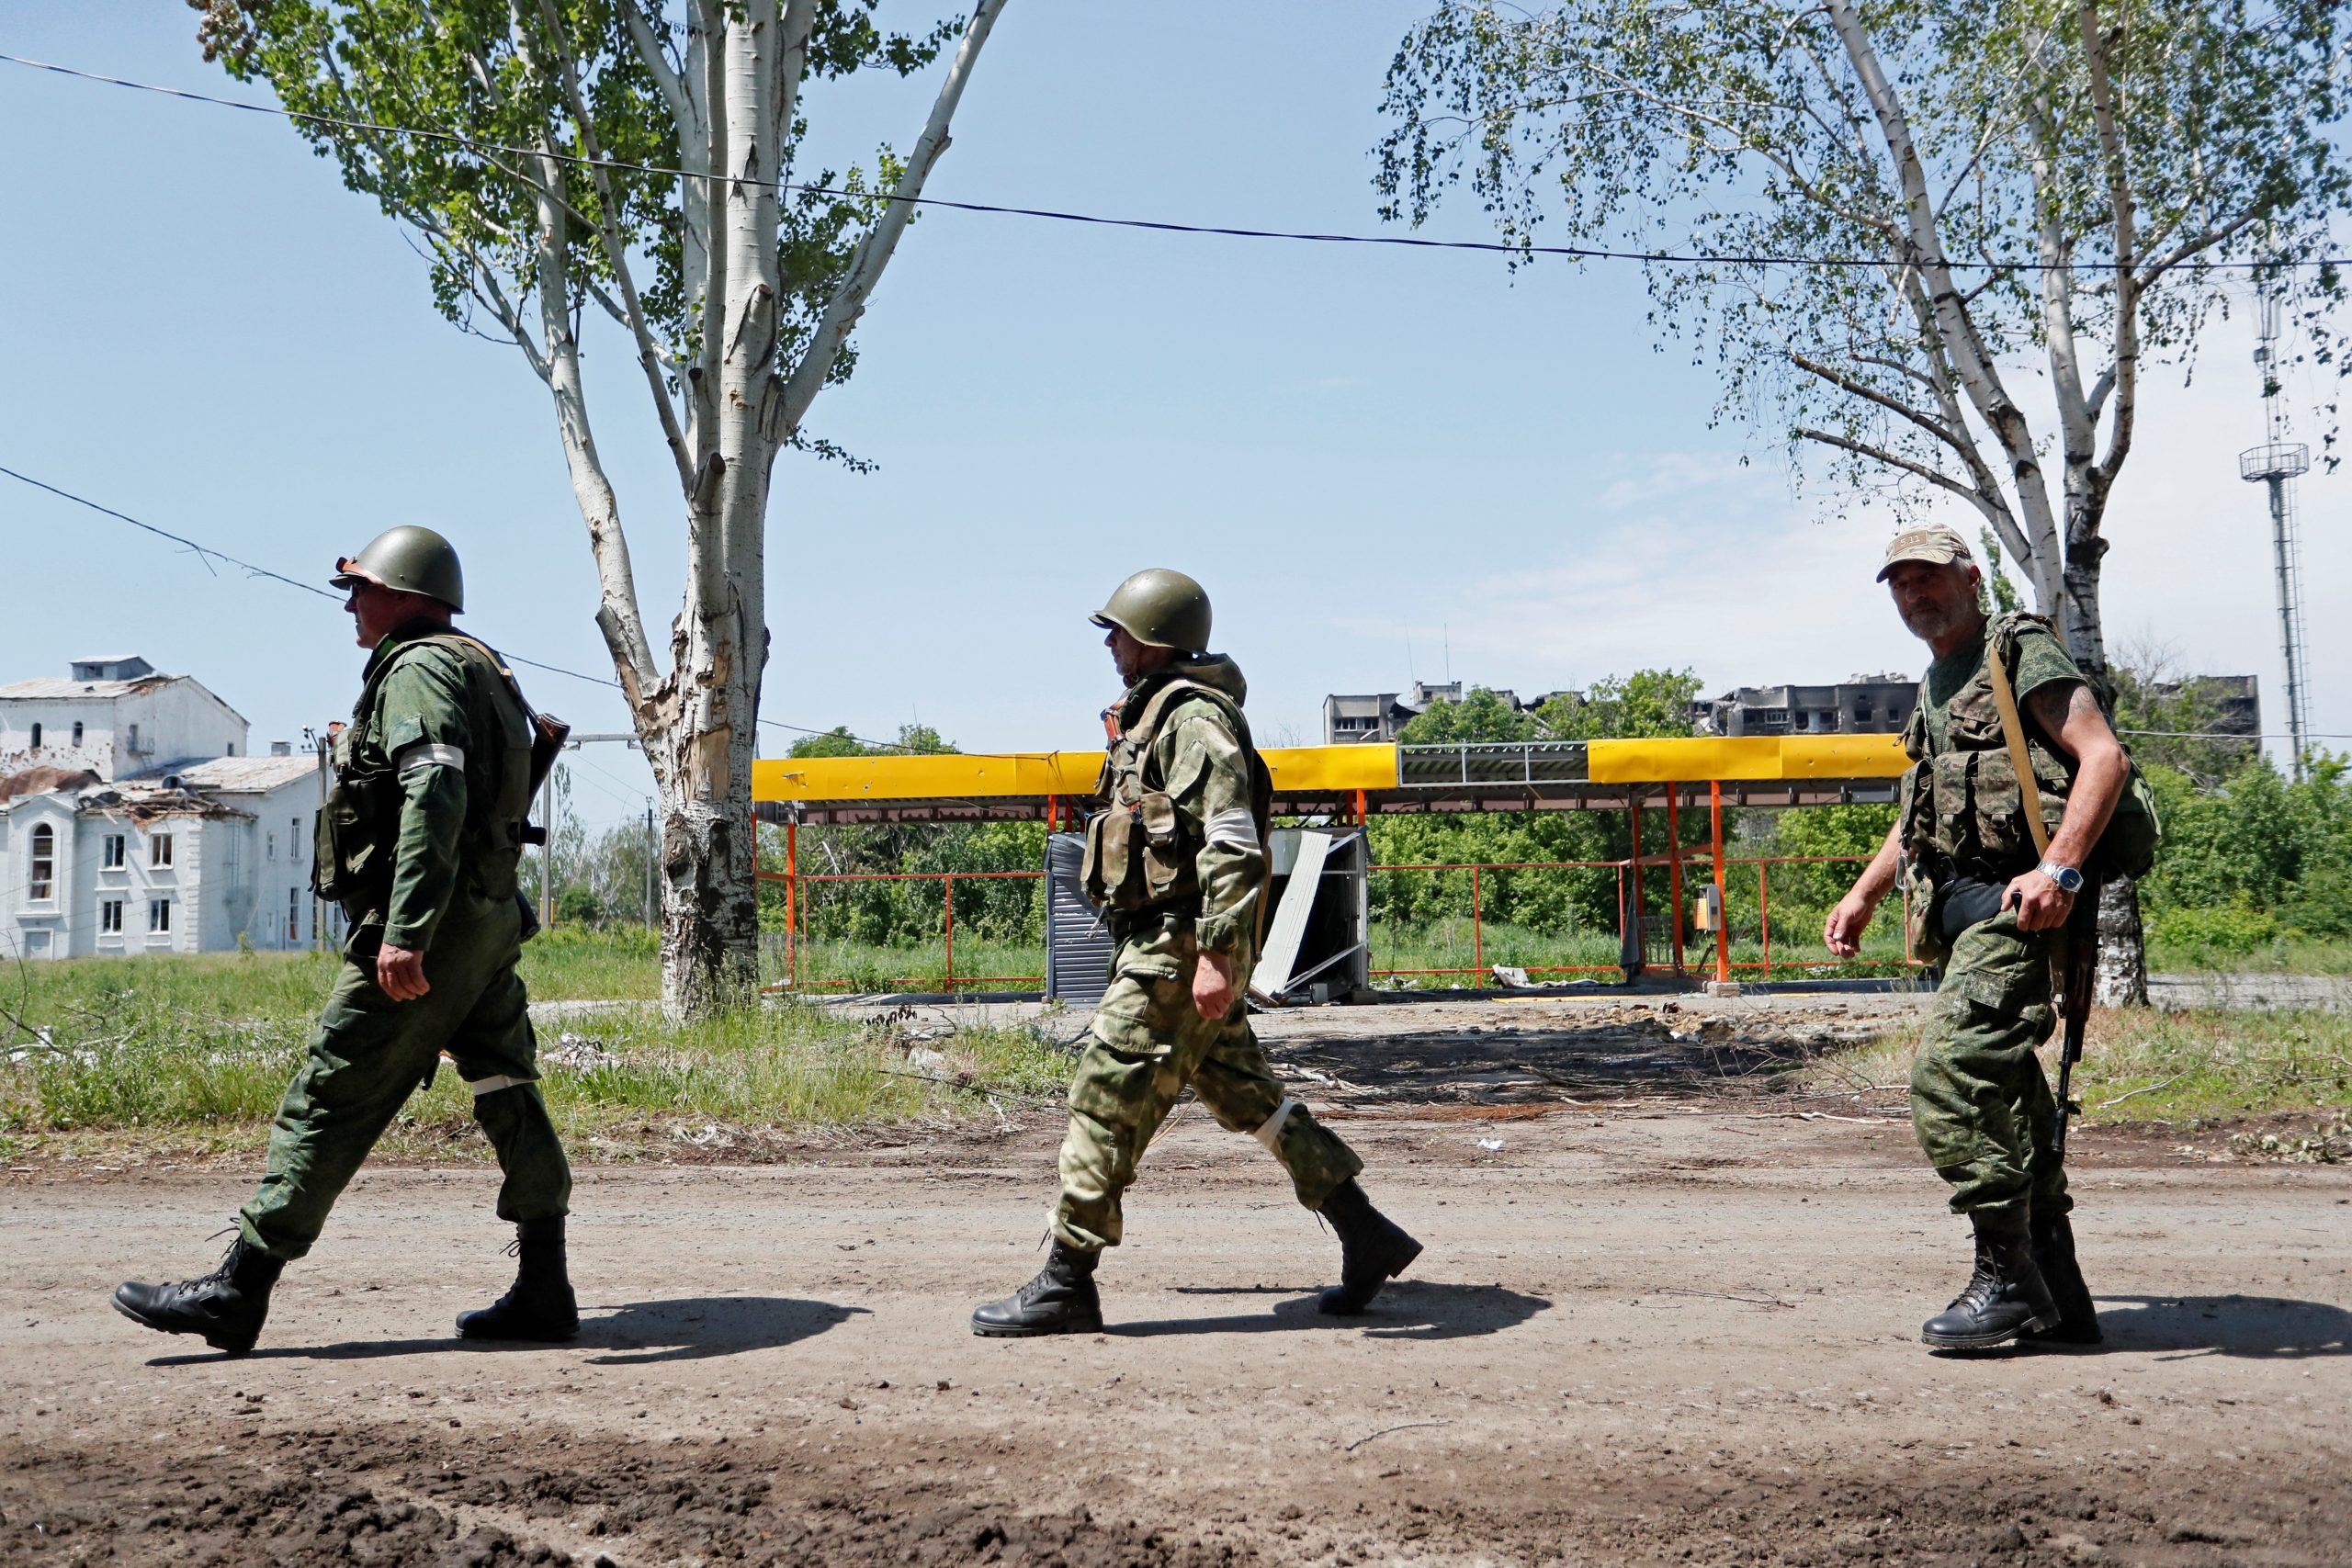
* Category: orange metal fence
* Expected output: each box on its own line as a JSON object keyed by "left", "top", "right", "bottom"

{"left": 753, "top": 864, "right": 1046, "bottom": 992}
{"left": 1363, "top": 852, "right": 1914, "bottom": 984}
{"left": 751, "top": 851, "right": 1914, "bottom": 994}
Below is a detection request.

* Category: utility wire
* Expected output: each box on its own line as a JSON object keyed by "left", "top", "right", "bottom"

{"left": 0, "top": 51, "right": 2334, "bottom": 276}
{"left": 2120, "top": 728, "right": 2352, "bottom": 741}
{"left": 0, "top": 462, "right": 923, "bottom": 753}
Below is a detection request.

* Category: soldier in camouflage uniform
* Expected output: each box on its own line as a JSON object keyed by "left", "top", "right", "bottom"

{"left": 972, "top": 569, "right": 1422, "bottom": 1336}
{"left": 114, "top": 526, "right": 577, "bottom": 1356}
{"left": 1826, "top": 525, "right": 2130, "bottom": 1349}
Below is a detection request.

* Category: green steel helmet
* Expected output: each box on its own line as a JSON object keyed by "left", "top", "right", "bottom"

{"left": 330, "top": 525, "right": 465, "bottom": 613}
{"left": 1089, "top": 568, "right": 1211, "bottom": 654}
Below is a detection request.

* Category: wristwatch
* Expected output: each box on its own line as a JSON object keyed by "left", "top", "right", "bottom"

{"left": 2037, "top": 860, "right": 2085, "bottom": 894}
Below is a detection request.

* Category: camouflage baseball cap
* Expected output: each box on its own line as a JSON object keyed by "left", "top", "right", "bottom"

{"left": 1875, "top": 523, "right": 1974, "bottom": 581}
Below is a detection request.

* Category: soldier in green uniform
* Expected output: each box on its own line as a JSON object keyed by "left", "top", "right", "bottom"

{"left": 972, "top": 569, "right": 1423, "bottom": 1336}
{"left": 1825, "top": 524, "right": 2130, "bottom": 1349}
{"left": 113, "top": 526, "right": 578, "bottom": 1356}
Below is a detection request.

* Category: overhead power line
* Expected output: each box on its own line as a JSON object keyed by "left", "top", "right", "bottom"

{"left": 0, "top": 51, "right": 2333, "bottom": 276}
{"left": 0, "top": 463, "right": 922, "bottom": 753}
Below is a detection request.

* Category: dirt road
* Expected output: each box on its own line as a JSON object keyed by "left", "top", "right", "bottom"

{"left": 5, "top": 1095, "right": 2347, "bottom": 1567}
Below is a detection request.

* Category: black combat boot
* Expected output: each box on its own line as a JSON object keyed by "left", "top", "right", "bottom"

{"left": 970, "top": 1241, "right": 1103, "bottom": 1337}
{"left": 2022, "top": 1208, "right": 2102, "bottom": 1347}
{"left": 457, "top": 1217, "right": 580, "bottom": 1342}
{"left": 1317, "top": 1179, "right": 1423, "bottom": 1315}
{"left": 1921, "top": 1213, "right": 2060, "bottom": 1349}
{"left": 112, "top": 1235, "right": 285, "bottom": 1356}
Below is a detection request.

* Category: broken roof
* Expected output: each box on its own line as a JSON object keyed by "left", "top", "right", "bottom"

{"left": 143, "top": 754, "right": 320, "bottom": 793}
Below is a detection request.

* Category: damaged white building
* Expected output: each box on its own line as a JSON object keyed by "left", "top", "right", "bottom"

{"left": 0, "top": 657, "right": 337, "bottom": 961}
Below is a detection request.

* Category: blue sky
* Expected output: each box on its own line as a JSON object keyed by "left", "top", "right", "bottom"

{"left": 2, "top": 4, "right": 2344, "bottom": 833}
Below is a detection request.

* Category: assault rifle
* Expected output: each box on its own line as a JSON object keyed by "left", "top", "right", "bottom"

{"left": 2049, "top": 869, "right": 2105, "bottom": 1164}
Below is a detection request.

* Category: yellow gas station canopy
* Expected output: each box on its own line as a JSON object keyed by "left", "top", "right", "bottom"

{"left": 751, "top": 734, "right": 1905, "bottom": 824}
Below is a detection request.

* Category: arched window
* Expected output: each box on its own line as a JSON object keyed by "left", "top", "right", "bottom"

{"left": 28, "top": 723, "right": 41, "bottom": 749}
{"left": 28, "top": 825, "right": 55, "bottom": 901}
{"left": 71, "top": 721, "right": 84, "bottom": 745}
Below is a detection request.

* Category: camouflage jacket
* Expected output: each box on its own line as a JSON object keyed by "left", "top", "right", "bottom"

{"left": 1088, "top": 654, "right": 1274, "bottom": 955}
{"left": 314, "top": 622, "right": 536, "bottom": 950}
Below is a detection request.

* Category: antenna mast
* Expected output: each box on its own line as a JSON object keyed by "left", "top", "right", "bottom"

{"left": 2238, "top": 283, "right": 2314, "bottom": 782}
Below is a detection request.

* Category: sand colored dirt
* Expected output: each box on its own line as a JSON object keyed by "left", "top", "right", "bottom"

{"left": 6, "top": 1066, "right": 2348, "bottom": 1567}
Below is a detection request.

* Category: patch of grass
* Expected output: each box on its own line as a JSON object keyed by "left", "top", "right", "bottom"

{"left": 0, "top": 945, "right": 1072, "bottom": 1164}
{"left": 1370, "top": 915, "right": 1914, "bottom": 987}
{"left": 765, "top": 935, "right": 1047, "bottom": 995}
{"left": 2143, "top": 935, "right": 2352, "bottom": 976}
{"left": 1799, "top": 1006, "right": 2352, "bottom": 1125}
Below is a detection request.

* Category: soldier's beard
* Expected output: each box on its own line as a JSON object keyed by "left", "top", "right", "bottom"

{"left": 1900, "top": 599, "right": 1975, "bottom": 644}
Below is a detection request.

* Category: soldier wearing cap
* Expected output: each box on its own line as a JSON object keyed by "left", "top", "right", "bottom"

{"left": 1825, "top": 524, "right": 2129, "bottom": 1349}
{"left": 971, "top": 569, "right": 1422, "bottom": 1336}
{"left": 113, "top": 526, "right": 578, "bottom": 1355}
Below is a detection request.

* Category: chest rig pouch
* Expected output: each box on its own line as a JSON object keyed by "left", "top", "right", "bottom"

{"left": 312, "top": 719, "right": 392, "bottom": 910}
{"left": 311, "top": 633, "right": 552, "bottom": 914}
{"left": 1080, "top": 679, "right": 1267, "bottom": 913}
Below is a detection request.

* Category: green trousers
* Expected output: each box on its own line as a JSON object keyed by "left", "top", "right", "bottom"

{"left": 1053, "top": 920, "right": 1363, "bottom": 1251}
{"left": 1909, "top": 908, "right": 2070, "bottom": 1231}
{"left": 238, "top": 893, "right": 571, "bottom": 1260}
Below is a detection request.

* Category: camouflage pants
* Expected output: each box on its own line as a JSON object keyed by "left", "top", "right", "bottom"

{"left": 1053, "top": 920, "right": 1363, "bottom": 1251}
{"left": 1910, "top": 908, "right": 2070, "bottom": 1231}
{"left": 238, "top": 892, "right": 572, "bottom": 1260}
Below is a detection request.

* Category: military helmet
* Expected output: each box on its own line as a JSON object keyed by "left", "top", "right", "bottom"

{"left": 1090, "top": 568, "right": 1211, "bottom": 654}
{"left": 331, "top": 525, "right": 465, "bottom": 613}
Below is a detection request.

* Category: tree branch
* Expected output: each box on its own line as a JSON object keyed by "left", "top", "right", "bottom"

{"left": 527, "top": 0, "right": 694, "bottom": 494}
{"left": 1796, "top": 426, "right": 2005, "bottom": 523}
{"left": 769, "top": 0, "right": 1010, "bottom": 445}
{"left": 1791, "top": 350, "right": 1972, "bottom": 452}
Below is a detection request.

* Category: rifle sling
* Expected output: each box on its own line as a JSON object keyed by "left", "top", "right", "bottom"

{"left": 1984, "top": 629, "right": 2052, "bottom": 860}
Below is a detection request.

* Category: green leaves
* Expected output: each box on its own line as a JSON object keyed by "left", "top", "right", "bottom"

{"left": 1374, "top": 0, "right": 2352, "bottom": 530}
{"left": 202, "top": 1, "right": 954, "bottom": 390}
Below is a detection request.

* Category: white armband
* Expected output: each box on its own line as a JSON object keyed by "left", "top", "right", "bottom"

{"left": 396, "top": 742, "right": 466, "bottom": 773}
{"left": 1204, "top": 807, "right": 1259, "bottom": 849}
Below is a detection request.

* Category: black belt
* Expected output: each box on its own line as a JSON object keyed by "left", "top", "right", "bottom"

{"left": 1939, "top": 873, "right": 2016, "bottom": 940}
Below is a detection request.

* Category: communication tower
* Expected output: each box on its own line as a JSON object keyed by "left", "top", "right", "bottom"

{"left": 2239, "top": 286, "right": 2314, "bottom": 781}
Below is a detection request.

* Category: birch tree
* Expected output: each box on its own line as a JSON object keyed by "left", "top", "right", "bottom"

{"left": 192, "top": 0, "right": 1007, "bottom": 1015}
{"left": 1376, "top": 0, "right": 2352, "bottom": 1000}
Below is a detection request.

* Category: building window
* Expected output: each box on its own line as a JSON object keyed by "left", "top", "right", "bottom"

{"left": 291, "top": 818, "right": 302, "bottom": 863}
{"left": 28, "top": 825, "right": 55, "bottom": 901}
{"left": 288, "top": 887, "right": 301, "bottom": 947}
{"left": 266, "top": 830, "right": 277, "bottom": 862}
{"left": 28, "top": 722, "right": 41, "bottom": 749}
{"left": 149, "top": 898, "right": 171, "bottom": 933}
{"left": 101, "top": 899, "right": 123, "bottom": 934}
{"left": 72, "top": 721, "right": 84, "bottom": 745}
{"left": 103, "top": 833, "right": 125, "bottom": 868}
{"left": 227, "top": 742, "right": 236, "bottom": 756}
{"left": 127, "top": 723, "right": 141, "bottom": 754}
{"left": 150, "top": 832, "right": 173, "bottom": 867}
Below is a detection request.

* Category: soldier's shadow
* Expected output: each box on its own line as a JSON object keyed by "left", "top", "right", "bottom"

{"left": 1107, "top": 1281, "right": 1549, "bottom": 1341}
{"left": 579, "top": 1296, "right": 869, "bottom": 1364}
{"left": 2085, "top": 1294, "right": 2352, "bottom": 1359}
{"left": 150, "top": 1295, "right": 865, "bottom": 1367}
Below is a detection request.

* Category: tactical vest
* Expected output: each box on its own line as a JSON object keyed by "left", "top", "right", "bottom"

{"left": 1896, "top": 613, "right": 2075, "bottom": 883}
{"left": 1080, "top": 676, "right": 1274, "bottom": 915}
{"left": 1896, "top": 612, "right": 2161, "bottom": 891}
{"left": 311, "top": 632, "right": 539, "bottom": 919}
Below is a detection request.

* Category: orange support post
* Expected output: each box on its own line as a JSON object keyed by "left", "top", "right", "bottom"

{"left": 1667, "top": 786, "right": 1686, "bottom": 973}
{"left": 1628, "top": 799, "right": 1645, "bottom": 968}
{"left": 1471, "top": 862, "right": 1484, "bottom": 977}
{"left": 786, "top": 819, "right": 798, "bottom": 989}
{"left": 1354, "top": 787, "right": 1367, "bottom": 827}
{"left": 1710, "top": 779, "right": 1729, "bottom": 985}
